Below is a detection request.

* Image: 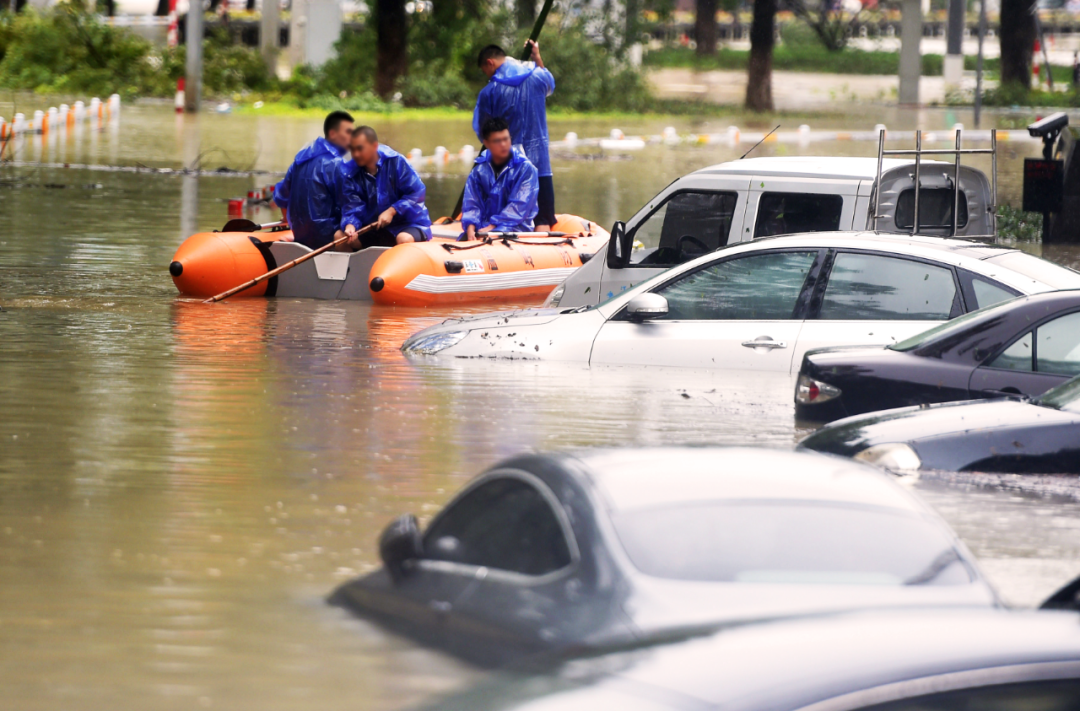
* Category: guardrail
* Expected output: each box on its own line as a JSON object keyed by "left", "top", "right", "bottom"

{"left": 0, "top": 96, "right": 121, "bottom": 141}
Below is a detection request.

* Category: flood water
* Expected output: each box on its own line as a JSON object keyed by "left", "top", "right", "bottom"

{"left": 2, "top": 100, "right": 1079, "bottom": 711}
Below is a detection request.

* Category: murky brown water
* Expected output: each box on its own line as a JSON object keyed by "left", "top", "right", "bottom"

{"left": 2, "top": 100, "right": 1079, "bottom": 711}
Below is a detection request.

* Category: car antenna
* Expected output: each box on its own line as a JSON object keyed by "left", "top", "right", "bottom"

{"left": 739, "top": 125, "right": 781, "bottom": 160}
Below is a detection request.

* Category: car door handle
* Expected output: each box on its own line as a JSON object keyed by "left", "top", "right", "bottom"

{"left": 741, "top": 337, "right": 787, "bottom": 350}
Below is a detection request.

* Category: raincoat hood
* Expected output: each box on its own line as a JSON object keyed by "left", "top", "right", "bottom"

{"left": 292, "top": 137, "right": 346, "bottom": 167}
{"left": 491, "top": 58, "right": 538, "bottom": 87}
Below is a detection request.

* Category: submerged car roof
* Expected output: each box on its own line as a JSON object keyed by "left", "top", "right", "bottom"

{"left": 693, "top": 156, "right": 955, "bottom": 181}
{"left": 569, "top": 448, "right": 924, "bottom": 514}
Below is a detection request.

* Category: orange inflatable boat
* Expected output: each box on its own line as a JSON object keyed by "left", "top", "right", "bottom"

{"left": 169, "top": 215, "right": 608, "bottom": 305}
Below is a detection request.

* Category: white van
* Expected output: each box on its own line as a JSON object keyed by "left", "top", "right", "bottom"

{"left": 549, "top": 156, "right": 995, "bottom": 310}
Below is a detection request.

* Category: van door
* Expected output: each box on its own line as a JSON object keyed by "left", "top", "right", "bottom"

{"left": 740, "top": 177, "right": 859, "bottom": 242}
{"left": 595, "top": 177, "right": 750, "bottom": 303}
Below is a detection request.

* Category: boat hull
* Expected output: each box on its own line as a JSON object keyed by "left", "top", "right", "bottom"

{"left": 169, "top": 215, "right": 608, "bottom": 304}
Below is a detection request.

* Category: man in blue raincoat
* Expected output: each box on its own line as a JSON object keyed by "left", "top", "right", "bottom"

{"left": 336, "top": 126, "right": 432, "bottom": 250}
{"left": 461, "top": 117, "right": 539, "bottom": 241}
{"left": 473, "top": 41, "right": 555, "bottom": 231}
{"left": 273, "top": 111, "right": 354, "bottom": 249}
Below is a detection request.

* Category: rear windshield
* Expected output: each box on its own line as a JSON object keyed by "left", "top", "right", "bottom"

{"left": 612, "top": 502, "right": 971, "bottom": 586}
{"left": 1037, "top": 375, "right": 1080, "bottom": 414}
{"left": 986, "top": 252, "right": 1080, "bottom": 290}
{"left": 895, "top": 188, "right": 968, "bottom": 230}
{"left": 889, "top": 298, "right": 1020, "bottom": 352}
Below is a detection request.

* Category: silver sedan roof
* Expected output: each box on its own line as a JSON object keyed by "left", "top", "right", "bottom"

{"left": 572, "top": 447, "right": 925, "bottom": 514}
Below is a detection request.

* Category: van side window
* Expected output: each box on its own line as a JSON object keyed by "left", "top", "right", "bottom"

{"left": 629, "top": 191, "right": 738, "bottom": 267}
{"left": 754, "top": 193, "right": 844, "bottom": 238}
{"left": 424, "top": 477, "right": 572, "bottom": 576}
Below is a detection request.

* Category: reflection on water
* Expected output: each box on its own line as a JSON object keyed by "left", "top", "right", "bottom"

{"left": 2, "top": 103, "right": 1079, "bottom": 710}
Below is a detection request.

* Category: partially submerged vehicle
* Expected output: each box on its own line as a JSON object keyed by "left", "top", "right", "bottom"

{"left": 331, "top": 447, "right": 998, "bottom": 666}
{"left": 401, "top": 232, "right": 1080, "bottom": 370}
{"left": 168, "top": 215, "right": 607, "bottom": 304}
{"left": 549, "top": 135, "right": 998, "bottom": 310}
{"left": 417, "top": 606, "right": 1080, "bottom": 711}
{"left": 796, "top": 290, "right": 1080, "bottom": 422}
{"left": 799, "top": 374, "right": 1080, "bottom": 474}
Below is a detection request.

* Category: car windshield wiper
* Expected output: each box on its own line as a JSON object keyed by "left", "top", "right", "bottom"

{"left": 904, "top": 548, "right": 963, "bottom": 586}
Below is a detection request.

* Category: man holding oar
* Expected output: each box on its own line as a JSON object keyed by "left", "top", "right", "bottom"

{"left": 273, "top": 111, "right": 354, "bottom": 249}
{"left": 335, "top": 126, "right": 432, "bottom": 251}
{"left": 473, "top": 39, "right": 555, "bottom": 231}
{"left": 462, "top": 118, "right": 539, "bottom": 241}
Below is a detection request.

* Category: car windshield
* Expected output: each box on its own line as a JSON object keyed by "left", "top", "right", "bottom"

{"left": 611, "top": 501, "right": 971, "bottom": 585}
{"left": 889, "top": 298, "right": 1020, "bottom": 352}
{"left": 1036, "top": 375, "right": 1080, "bottom": 414}
{"left": 986, "top": 252, "right": 1080, "bottom": 289}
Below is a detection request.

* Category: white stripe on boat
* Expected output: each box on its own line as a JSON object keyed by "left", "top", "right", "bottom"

{"left": 404, "top": 268, "right": 578, "bottom": 294}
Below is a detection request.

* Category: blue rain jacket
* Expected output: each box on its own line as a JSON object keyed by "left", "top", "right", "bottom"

{"left": 274, "top": 137, "right": 346, "bottom": 249}
{"left": 337, "top": 144, "right": 432, "bottom": 240}
{"left": 461, "top": 148, "right": 538, "bottom": 233}
{"left": 473, "top": 58, "right": 555, "bottom": 177}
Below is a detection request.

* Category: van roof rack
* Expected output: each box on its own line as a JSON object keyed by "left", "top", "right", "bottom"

{"left": 872, "top": 128, "right": 997, "bottom": 239}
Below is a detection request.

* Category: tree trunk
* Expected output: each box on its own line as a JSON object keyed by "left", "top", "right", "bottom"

{"left": 999, "top": 0, "right": 1036, "bottom": 89}
{"left": 695, "top": 0, "right": 717, "bottom": 56}
{"left": 745, "top": 0, "right": 775, "bottom": 112}
{"left": 375, "top": 0, "right": 408, "bottom": 98}
{"left": 517, "top": 0, "right": 536, "bottom": 30}
{"left": 625, "top": 0, "right": 640, "bottom": 48}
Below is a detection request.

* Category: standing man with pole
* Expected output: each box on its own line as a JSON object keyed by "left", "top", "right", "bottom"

{"left": 473, "top": 40, "right": 556, "bottom": 232}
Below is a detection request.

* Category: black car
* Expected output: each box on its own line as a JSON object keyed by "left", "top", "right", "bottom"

{"left": 330, "top": 448, "right": 998, "bottom": 665}
{"left": 416, "top": 606, "right": 1080, "bottom": 711}
{"left": 799, "top": 375, "right": 1080, "bottom": 474}
{"left": 795, "top": 290, "right": 1080, "bottom": 422}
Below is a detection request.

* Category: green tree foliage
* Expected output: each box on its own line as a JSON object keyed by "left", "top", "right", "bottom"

{"left": 0, "top": 7, "right": 271, "bottom": 97}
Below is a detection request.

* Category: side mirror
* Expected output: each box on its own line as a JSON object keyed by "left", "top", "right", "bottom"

{"left": 606, "top": 221, "right": 630, "bottom": 269}
{"left": 625, "top": 293, "right": 668, "bottom": 322}
{"left": 379, "top": 514, "right": 422, "bottom": 583}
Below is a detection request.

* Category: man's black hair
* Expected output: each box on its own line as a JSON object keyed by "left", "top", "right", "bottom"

{"left": 481, "top": 117, "right": 510, "bottom": 140}
{"left": 323, "top": 111, "right": 354, "bottom": 138}
{"left": 352, "top": 125, "right": 378, "bottom": 143}
{"left": 477, "top": 44, "right": 506, "bottom": 68}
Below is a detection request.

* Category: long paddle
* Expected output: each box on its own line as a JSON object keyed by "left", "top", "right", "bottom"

{"left": 449, "top": 0, "right": 556, "bottom": 220}
{"left": 204, "top": 222, "right": 377, "bottom": 303}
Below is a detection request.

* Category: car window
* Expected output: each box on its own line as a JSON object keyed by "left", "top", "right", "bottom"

{"left": 971, "top": 276, "right": 1018, "bottom": 309}
{"left": 424, "top": 477, "right": 572, "bottom": 576}
{"left": 754, "top": 192, "right": 844, "bottom": 238}
{"left": 611, "top": 501, "right": 971, "bottom": 585}
{"left": 819, "top": 253, "right": 959, "bottom": 321}
{"left": 655, "top": 251, "right": 818, "bottom": 321}
{"left": 890, "top": 299, "right": 1019, "bottom": 353}
{"left": 1036, "top": 312, "right": 1080, "bottom": 376}
{"left": 629, "top": 191, "right": 738, "bottom": 267}
{"left": 854, "top": 678, "right": 1080, "bottom": 710}
{"left": 895, "top": 188, "right": 969, "bottom": 230}
{"left": 988, "top": 332, "right": 1033, "bottom": 371}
